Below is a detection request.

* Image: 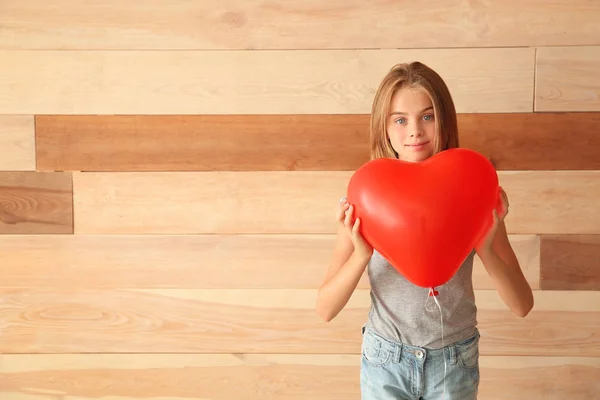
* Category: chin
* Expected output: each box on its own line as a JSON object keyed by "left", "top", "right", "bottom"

{"left": 399, "top": 152, "right": 432, "bottom": 163}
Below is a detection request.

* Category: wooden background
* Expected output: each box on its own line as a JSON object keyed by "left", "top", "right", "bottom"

{"left": 1, "top": 1, "right": 599, "bottom": 398}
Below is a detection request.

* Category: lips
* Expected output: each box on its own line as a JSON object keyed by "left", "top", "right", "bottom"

{"left": 405, "top": 141, "right": 429, "bottom": 147}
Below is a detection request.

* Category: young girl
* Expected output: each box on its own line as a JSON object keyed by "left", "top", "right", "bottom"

{"left": 316, "top": 62, "right": 534, "bottom": 399}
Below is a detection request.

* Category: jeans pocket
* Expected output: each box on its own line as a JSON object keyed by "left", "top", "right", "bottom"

{"left": 455, "top": 332, "right": 480, "bottom": 372}
{"left": 361, "top": 332, "right": 391, "bottom": 367}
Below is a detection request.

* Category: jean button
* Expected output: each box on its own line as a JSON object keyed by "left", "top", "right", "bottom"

{"left": 416, "top": 350, "right": 424, "bottom": 358}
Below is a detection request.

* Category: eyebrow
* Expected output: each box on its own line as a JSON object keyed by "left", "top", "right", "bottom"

{"left": 390, "top": 106, "right": 433, "bottom": 116}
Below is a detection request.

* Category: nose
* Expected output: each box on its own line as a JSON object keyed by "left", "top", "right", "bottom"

{"left": 410, "top": 121, "right": 423, "bottom": 137}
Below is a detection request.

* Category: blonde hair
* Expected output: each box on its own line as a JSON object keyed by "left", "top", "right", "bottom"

{"left": 370, "top": 62, "right": 459, "bottom": 160}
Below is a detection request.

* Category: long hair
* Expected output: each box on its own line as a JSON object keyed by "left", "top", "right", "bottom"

{"left": 370, "top": 62, "right": 459, "bottom": 160}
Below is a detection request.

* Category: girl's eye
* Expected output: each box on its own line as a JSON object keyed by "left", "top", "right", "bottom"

{"left": 423, "top": 114, "right": 434, "bottom": 121}
{"left": 395, "top": 118, "right": 406, "bottom": 124}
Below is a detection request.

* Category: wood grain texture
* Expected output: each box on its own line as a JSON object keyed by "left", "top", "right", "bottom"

{"left": 1, "top": 355, "right": 598, "bottom": 400}
{"left": 536, "top": 46, "right": 600, "bottom": 111}
{"left": 540, "top": 235, "right": 600, "bottom": 291}
{"left": 0, "top": 49, "right": 534, "bottom": 115}
{"left": 0, "top": 116, "right": 35, "bottom": 171}
{"left": 0, "top": 172, "right": 73, "bottom": 234}
{"left": 458, "top": 113, "right": 600, "bottom": 171}
{"left": 2, "top": 0, "right": 600, "bottom": 50}
{"left": 499, "top": 171, "right": 600, "bottom": 235}
{"left": 35, "top": 113, "right": 600, "bottom": 172}
{"left": 0, "top": 234, "right": 539, "bottom": 290}
{"left": 0, "top": 290, "right": 597, "bottom": 355}
{"left": 35, "top": 115, "right": 369, "bottom": 172}
{"left": 72, "top": 171, "right": 600, "bottom": 235}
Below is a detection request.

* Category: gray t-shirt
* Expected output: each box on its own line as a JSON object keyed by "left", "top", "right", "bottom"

{"left": 364, "top": 249, "right": 477, "bottom": 349}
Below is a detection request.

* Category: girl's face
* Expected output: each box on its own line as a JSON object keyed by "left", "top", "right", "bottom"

{"left": 386, "top": 87, "right": 437, "bottom": 162}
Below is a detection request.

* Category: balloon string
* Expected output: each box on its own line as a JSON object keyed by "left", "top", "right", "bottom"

{"left": 425, "top": 287, "right": 446, "bottom": 400}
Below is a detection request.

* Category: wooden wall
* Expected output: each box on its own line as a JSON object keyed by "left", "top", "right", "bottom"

{"left": 1, "top": 1, "right": 599, "bottom": 398}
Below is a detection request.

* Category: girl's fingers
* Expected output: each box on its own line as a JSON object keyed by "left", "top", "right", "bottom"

{"left": 352, "top": 217, "right": 361, "bottom": 235}
{"left": 337, "top": 201, "right": 350, "bottom": 221}
{"left": 344, "top": 205, "right": 353, "bottom": 228}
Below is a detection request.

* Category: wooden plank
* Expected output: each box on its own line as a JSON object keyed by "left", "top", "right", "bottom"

{"left": 500, "top": 171, "right": 600, "bottom": 235}
{"left": 72, "top": 171, "right": 600, "bottom": 235}
{"left": 35, "top": 113, "right": 600, "bottom": 172}
{"left": 458, "top": 113, "right": 600, "bottom": 171}
{"left": 0, "top": 116, "right": 35, "bottom": 171}
{"left": 1, "top": 355, "right": 598, "bottom": 400}
{"left": 0, "top": 172, "right": 73, "bottom": 234}
{"left": 0, "top": 289, "right": 597, "bottom": 356}
{"left": 2, "top": 0, "right": 600, "bottom": 50}
{"left": 72, "top": 171, "right": 349, "bottom": 234}
{"left": 499, "top": 171, "right": 600, "bottom": 234}
{"left": 0, "top": 234, "right": 539, "bottom": 290}
{"left": 479, "top": 357, "right": 600, "bottom": 399}
{"left": 0, "top": 48, "right": 534, "bottom": 115}
{"left": 536, "top": 46, "right": 600, "bottom": 111}
{"left": 541, "top": 235, "right": 600, "bottom": 291}
{"left": 35, "top": 115, "right": 370, "bottom": 172}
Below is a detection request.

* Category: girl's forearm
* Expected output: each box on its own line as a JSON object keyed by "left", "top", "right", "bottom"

{"left": 479, "top": 249, "right": 534, "bottom": 317}
{"left": 316, "top": 251, "right": 371, "bottom": 322}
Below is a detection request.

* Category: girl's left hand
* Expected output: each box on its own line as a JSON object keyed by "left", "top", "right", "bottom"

{"left": 477, "top": 186, "right": 509, "bottom": 254}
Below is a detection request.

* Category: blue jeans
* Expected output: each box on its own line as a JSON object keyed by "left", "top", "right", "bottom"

{"left": 360, "top": 326, "right": 480, "bottom": 399}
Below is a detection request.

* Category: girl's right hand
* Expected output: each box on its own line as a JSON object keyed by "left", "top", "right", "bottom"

{"left": 338, "top": 197, "right": 373, "bottom": 260}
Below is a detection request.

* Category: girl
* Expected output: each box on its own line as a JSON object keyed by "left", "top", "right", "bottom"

{"left": 316, "top": 62, "right": 534, "bottom": 399}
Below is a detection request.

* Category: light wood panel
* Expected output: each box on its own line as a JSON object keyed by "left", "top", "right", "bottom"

{"left": 72, "top": 171, "right": 349, "bottom": 234}
{"left": 541, "top": 235, "right": 600, "bottom": 291}
{"left": 0, "top": 116, "right": 35, "bottom": 171}
{"left": 478, "top": 357, "right": 600, "bottom": 399}
{"left": 0, "top": 289, "right": 598, "bottom": 356}
{"left": 35, "top": 113, "right": 600, "bottom": 172}
{"left": 536, "top": 46, "right": 600, "bottom": 111}
{"left": 0, "top": 48, "right": 534, "bottom": 115}
{"left": 1, "top": 354, "right": 597, "bottom": 400}
{"left": 71, "top": 171, "right": 600, "bottom": 234}
{"left": 2, "top": 1, "right": 600, "bottom": 50}
{"left": 0, "top": 172, "right": 73, "bottom": 234}
{"left": 500, "top": 171, "right": 600, "bottom": 235}
{"left": 0, "top": 234, "right": 539, "bottom": 290}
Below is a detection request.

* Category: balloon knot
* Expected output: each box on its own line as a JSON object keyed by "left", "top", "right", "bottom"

{"left": 429, "top": 288, "right": 439, "bottom": 297}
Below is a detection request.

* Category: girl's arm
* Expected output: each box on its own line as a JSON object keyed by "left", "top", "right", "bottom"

{"left": 316, "top": 202, "right": 373, "bottom": 322}
{"left": 476, "top": 187, "right": 534, "bottom": 317}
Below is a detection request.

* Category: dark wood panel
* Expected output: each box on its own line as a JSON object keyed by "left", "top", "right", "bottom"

{"left": 35, "top": 115, "right": 368, "bottom": 171}
{"left": 0, "top": 289, "right": 597, "bottom": 357}
{"left": 0, "top": 172, "right": 73, "bottom": 234}
{"left": 36, "top": 113, "right": 600, "bottom": 171}
{"left": 540, "top": 235, "right": 600, "bottom": 290}
{"left": 458, "top": 113, "right": 600, "bottom": 170}
{"left": 1, "top": 354, "right": 598, "bottom": 400}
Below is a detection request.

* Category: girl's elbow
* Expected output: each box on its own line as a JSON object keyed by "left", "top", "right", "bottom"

{"left": 317, "top": 309, "right": 335, "bottom": 322}
{"left": 316, "top": 291, "right": 337, "bottom": 322}
{"left": 316, "top": 304, "right": 337, "bottom": 322}
{"left": 514, "top": 293, "right": 534, "bottom": 318}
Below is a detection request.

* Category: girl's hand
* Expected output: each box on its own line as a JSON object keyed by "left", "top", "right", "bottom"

{"left": 338, "top": 197, "right": 373, "bottom": 259}
{"left": 477, "top": 186, "right": 509, "bottom": 254}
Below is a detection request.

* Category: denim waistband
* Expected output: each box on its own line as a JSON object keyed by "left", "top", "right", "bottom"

{"left": 362, "top": 325, "right": 480, "bottom": 364}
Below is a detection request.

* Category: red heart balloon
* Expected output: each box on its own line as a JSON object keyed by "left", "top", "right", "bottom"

{"left": 346, "top": 148, "right": 499, "bottom": 289}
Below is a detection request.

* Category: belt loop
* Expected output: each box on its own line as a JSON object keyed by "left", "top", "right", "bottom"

{"left": 395, "top": 342, "right": 403, "bottom": 363}
{"left": 448, "top": 344, "right": 457, "bottom": 365}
